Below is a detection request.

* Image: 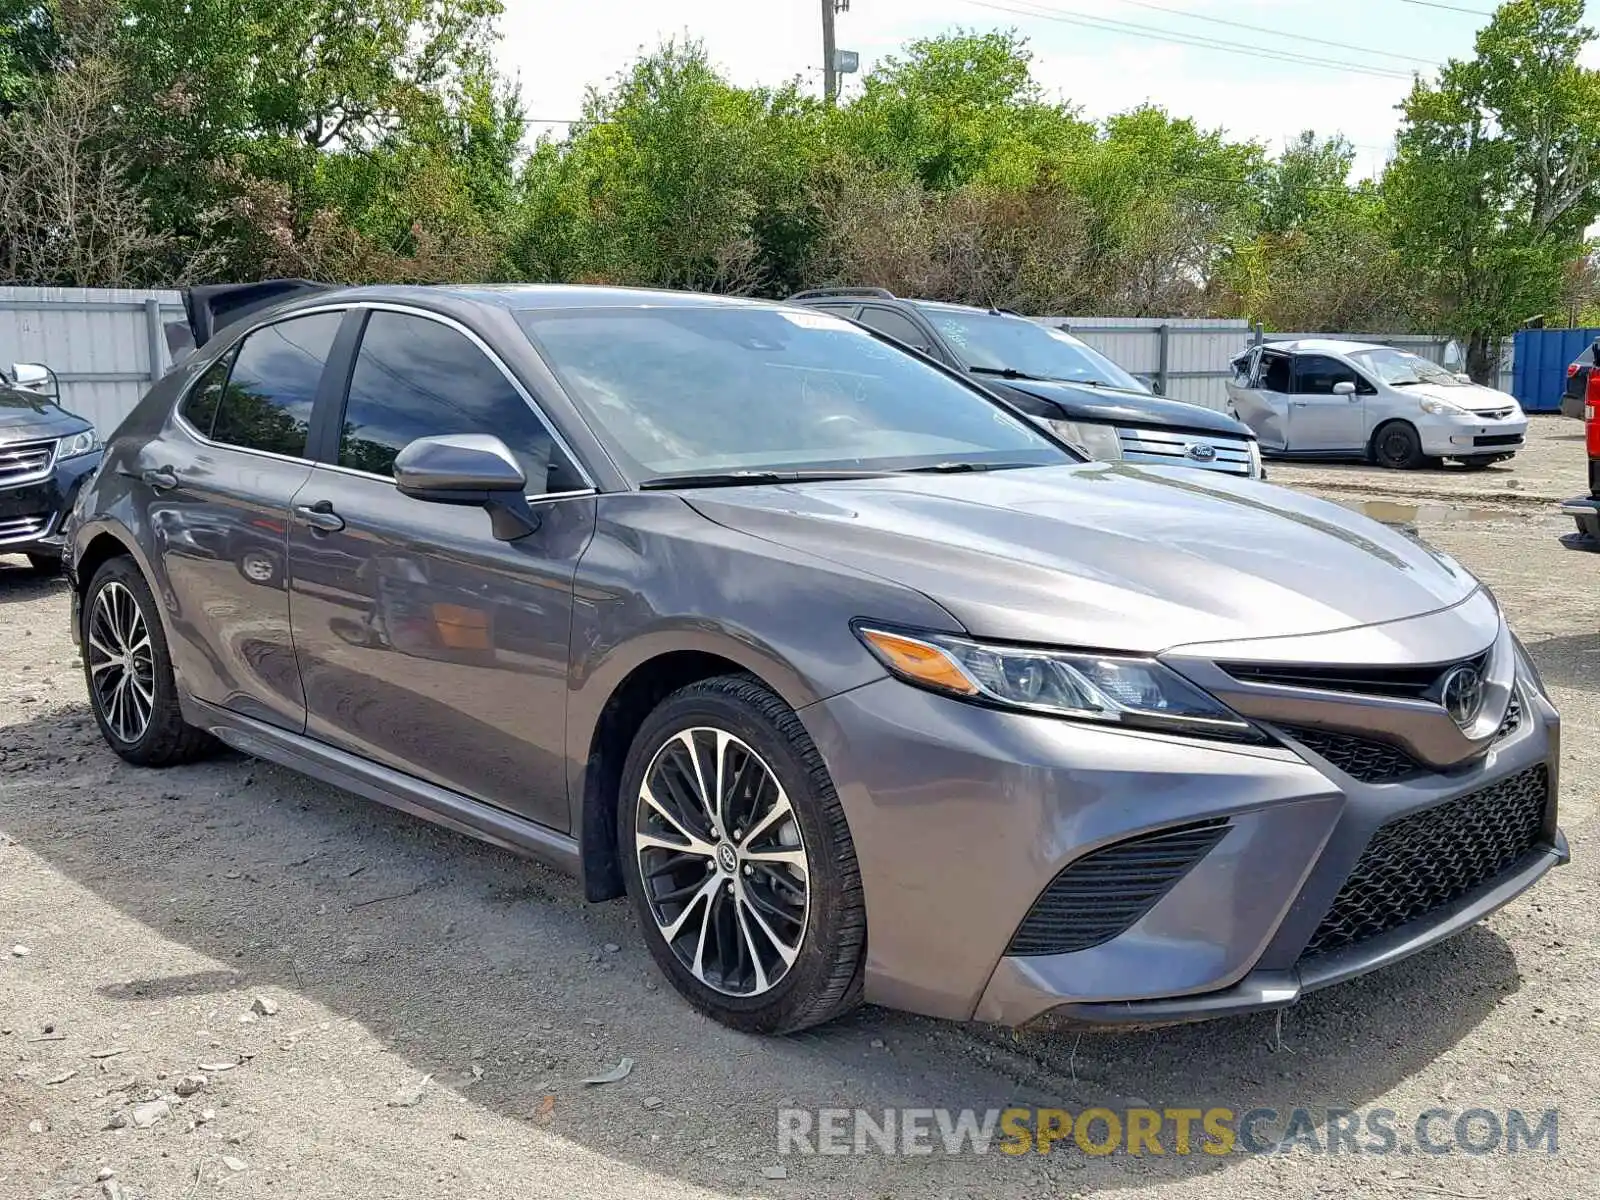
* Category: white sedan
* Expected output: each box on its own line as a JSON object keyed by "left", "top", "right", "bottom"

{"left": 1226, "top": 339, "right": 1528, "bottom": 469}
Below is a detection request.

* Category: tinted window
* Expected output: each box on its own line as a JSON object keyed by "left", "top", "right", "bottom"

{"left": 856, "top": 307, "right": 931, "bottom": 350}
{"left": 1261, "top": 353, "right": 1292, "bottom": 392}
{"left": 179, "top": 350, "right": 235, "bottom": 437}
{"left": 211, "top": 313, "right": 342, "bottom": 457}
{"left": 915, "top": 307, "right": 1147, "bottom": 392}
{"left": 1295, "top": 354, "right": 1363, "bottom": 395}
{"left": 339, "top": 312, "right": 568, "bottom": 491}
{"left": 516, "top": 305, "right": 1071, "bottom": 481}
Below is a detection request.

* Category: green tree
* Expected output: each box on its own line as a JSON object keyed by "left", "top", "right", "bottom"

{"left": 1386, "top": 0, "right": 1600, "bottom": 379}
{"left": 0, "top": 0, "right": 58, "bottom": 113}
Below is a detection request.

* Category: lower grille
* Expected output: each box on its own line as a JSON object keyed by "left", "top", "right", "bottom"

{"left": 1007, "top": 820, "right": 1229, "bottom": 956}
{"left": 1280, "top": 725, "right": 1425, "bottom": 783}
{"left": 0, "top": 512, "right": 50, "bottom": 544}
{"left": 0, "top": 437, "right": 56, "bottom": 487}
{"left": 1473, "top": 433, "right": 1523, "bottom": 448}
{"left": 1116, "top": 428, "right": 1255, "bottom": 476}
{"left": 1299, "top": 765, "right": 1549, "bottom": 961}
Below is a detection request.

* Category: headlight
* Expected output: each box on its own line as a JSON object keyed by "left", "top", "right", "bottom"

{"left": 855, "top": 624, "right": 1261, "bottom": 741}
{"left": 1044, "top": 418, "right": 1122, "bottom": 461}
{"left": 58, "top": 428, "right": 97, "bottom": 458}
{"left": 1419, "top": 397, "right": 1469, "bottom": 416}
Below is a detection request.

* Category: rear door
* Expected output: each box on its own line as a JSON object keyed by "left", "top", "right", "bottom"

{"left": 286, "top": 308, "right": 596, "bottom": 830}
{"left": 143, "top": 308, "right": 349, "bottom": 730}
{"left": 1287, "top": 353, "right": 1368, "bottom": 451}
{"left": 1228, "top": 349, "right": 1293, "bottom": 451}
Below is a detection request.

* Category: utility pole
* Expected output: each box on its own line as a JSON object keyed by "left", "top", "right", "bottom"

{"left": 822, "top": 0, "right": 838, "bottom": 105}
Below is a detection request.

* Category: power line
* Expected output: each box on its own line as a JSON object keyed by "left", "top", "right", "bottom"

{"left": 962, "top": 0, "right": 1418, "bottom": 80}
{"left": 1400, "top": 0, "right": 1497, "bottom": 14}
{"left": 1110, "top": 0, "right": 1438, "bottom": 67}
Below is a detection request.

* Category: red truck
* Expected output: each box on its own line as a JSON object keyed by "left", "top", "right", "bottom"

{"left": 1562, "top": 342, "right": 1600, "bottom": 542}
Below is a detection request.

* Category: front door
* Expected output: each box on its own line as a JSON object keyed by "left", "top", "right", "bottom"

{"left": 1229, "top": 349, "right": 1293, "bottom": 451}
{"left": 1287, "top": 353, "right": 1368, "bottom": 451}
{"left": 141, "top": 309, "right": 346, "bottom": 730}
{"left": 287, "top": 309, "right": 596, "bottom": 831}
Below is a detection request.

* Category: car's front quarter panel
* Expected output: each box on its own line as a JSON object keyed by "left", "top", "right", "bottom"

{"left": 563, "top": 492, "right": 964, "bottom": 827}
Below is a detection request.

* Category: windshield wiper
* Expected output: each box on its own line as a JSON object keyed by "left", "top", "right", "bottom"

{"left": 1390, "top": 379, "right": 1426, "bottom": 387}
{"left": 900, "top": 461, "right": 1040, "bottom": 474}
{"left": 638, "top": 469, "right": 897, "bottom": 490}
{"left": 969, "top": 366, "right": 1044, "bottom": 381}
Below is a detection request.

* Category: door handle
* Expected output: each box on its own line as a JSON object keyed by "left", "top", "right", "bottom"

{"left": 294, "top": 501, "right": 345, "bottom": 534}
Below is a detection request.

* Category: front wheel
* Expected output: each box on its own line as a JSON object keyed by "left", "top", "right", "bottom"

{"left": 82, "top": 557, "right": 216, "bottom": 766}
{"left": 1372, "top": 420, "right": 1425, "bottom": 470}
{"left": 620, "top": 675, "right": 865, "bottom": 1034}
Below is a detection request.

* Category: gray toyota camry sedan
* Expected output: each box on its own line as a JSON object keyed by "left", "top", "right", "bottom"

{"left": 65, "top": 283, "right": 1566, "bottom": 1034}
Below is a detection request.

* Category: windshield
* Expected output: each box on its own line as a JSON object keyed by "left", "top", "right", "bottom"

{"left": 914, "top": 307, "right": 1147, "bottom": 391}
{"left": 1347, "top": 348, "right": 1465, "bottom": 387}
{"left": 516, "top": 306, "right": 1074, "bottom": 482}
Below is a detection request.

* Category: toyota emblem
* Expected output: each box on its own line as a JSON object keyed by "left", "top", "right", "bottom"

{"left": 1439, "top": 664, "right": 1486, "bottom": 728}
{"left": 1185, "top": 442, "right": 1218, "bottom": 462}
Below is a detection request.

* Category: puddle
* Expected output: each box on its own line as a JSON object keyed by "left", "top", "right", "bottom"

{"left": 1342, "top": 499, "right": 1512, "bottom": 525}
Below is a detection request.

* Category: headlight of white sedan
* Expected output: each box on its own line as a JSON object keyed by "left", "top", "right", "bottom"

{"left": 1419, "top": 397, "right": 1470, "bottom": 417}
{"left": 1044, "top": 418, "right": 1122, "bottom": 461}
{"left": 58, "top": 428, "right": 98, "bottom": 458}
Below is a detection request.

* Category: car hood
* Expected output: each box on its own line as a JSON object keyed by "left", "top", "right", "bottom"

{"left": 1399, "top": 381, "right": 1519, "bottom": 412}
{"left": 685, "top": 464, "right": 1478, "bottom": 652}
{"left": 985, "top": 378, "right": 1251, "bottom": 437}
{"left": 0, "top": 387, "right": 87, "bottom": 437}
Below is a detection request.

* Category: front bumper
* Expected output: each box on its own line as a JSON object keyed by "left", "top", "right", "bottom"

{"left": 1417, "top": 412, "right": 1527, "bottom": 458}
{"left": 801, "top": 653, "right": 1562, "bottom": 1027}
{"left": 0, "top": 449, "right": 103, "bottom": 557}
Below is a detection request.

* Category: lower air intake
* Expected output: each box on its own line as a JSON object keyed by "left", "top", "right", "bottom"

{"left": 1006, "top": 820, "right": 1229, "bottom": 956}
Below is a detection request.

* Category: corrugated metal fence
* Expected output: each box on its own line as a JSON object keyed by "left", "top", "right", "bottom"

{"left": 0, "top": 287, "right": 1528, "bottom": 428}
{"left": 0, "top": 286, "right": 182, "bottom": 433}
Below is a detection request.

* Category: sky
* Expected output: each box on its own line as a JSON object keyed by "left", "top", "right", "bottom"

{"left": 496, "top": 0, "right": 1599, "bottom": 179}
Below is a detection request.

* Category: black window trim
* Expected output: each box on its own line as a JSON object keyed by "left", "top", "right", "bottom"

{"left": 172, "top": 303, "right": 350, "bottom": 465}
{"left": 315, "top": 302, "right": 598, "bottom": 500}
{"left": 174, "top": 301, "right": 598, "bottom": 499}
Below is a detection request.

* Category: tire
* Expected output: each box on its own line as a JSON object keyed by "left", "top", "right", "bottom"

{"left": 82, "top": 556, "right": 216, "bottom": 767}
{"left": 25, "top": 553, "right": 62, "bottom": 575}
{"left": 619, "top": 674, "right": 865, "bottom": 1034}
{"left": 1372, "top": 420, "right": 1425, "bottom": 470}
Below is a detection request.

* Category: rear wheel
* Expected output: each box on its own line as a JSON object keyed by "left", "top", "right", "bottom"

{"left": 1372, "top": 420, "right": 1425, "bottom": 470}
{"left": 82, "top": 557, "right": 215, "bottom": 766}
{"left": 620, "top": 675, "right": 865, "bottom": 1034}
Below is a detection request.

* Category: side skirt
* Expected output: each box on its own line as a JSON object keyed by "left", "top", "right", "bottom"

{"left": 184, "top": 697, "right": 583, "bottom": 877}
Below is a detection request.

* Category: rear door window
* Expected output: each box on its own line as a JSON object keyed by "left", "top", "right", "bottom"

{"left": 210, "top": 312, "right": 343, "bottom": 458}
{"left": 179, "top": 350, "right": 237, "bottom": 438}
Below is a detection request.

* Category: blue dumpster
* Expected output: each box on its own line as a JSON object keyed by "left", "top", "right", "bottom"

{"left": 1512, "top": 327, "right": 1600, "bottom": 413}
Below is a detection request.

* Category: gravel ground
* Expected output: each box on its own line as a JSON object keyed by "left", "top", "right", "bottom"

{"left": 1, "top": 418, "right": 1595, "bottom": 1200}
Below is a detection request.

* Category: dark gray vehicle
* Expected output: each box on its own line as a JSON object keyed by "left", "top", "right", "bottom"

{"left": 1, "top": 363, "right": 103, "bottom": 572}
{"left": 788, "top": 288, "right": 1264, "bottom": 478}
{"left": 66, "top": 284, "right": 1566, "bottom": 1033}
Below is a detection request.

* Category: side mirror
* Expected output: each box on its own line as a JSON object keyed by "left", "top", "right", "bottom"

{"left": 1453, "top": 372, "right": 1472, "bottom": 384}
{"left": 1332, "top": 380, "right": 1357, "bottom": 396}
{"left": 10, "top": 362, "right": 57, "bottom": 399}
{"left": 393, "top": 434, "right": 540, "bottom": 541}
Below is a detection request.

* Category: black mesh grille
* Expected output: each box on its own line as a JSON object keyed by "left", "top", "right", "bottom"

{"left": 1280, "top": 725, "right": 1426, "bottom": 783}
{"left": 1299, "top": 765, "right": 1549, "bottom": 961}
{"left": 1006, "top": 820, "right": 1229, "bottom": 956}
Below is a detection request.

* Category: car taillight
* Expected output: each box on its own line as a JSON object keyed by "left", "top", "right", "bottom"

{"left": 1587, "top": 369, "right": 1600, "bottom": 458}
{"left": 1569, "top": 363, "right": 1580, "bottom": 377}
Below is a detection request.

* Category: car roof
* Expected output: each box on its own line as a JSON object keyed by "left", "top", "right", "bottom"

{"left": 1264, "top": 338, "right": 1391, "bottom": 355}
{"left": 304, "top": 283, "right": 775, "bottom": 311}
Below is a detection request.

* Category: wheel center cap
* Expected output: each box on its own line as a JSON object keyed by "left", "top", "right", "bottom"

{"left": 716, "top": 842, "right": 738, "bottom": 873}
